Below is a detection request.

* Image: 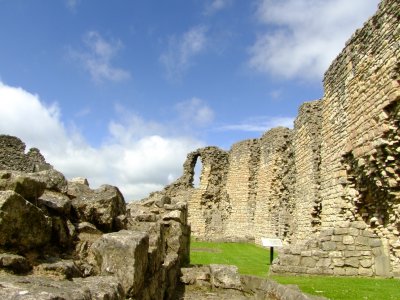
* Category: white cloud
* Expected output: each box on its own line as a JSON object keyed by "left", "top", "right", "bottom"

{"left": 160, "top": 26, "right": 208, "bottom": 81}
{"left": 66, "top": 0, "right": 80, "bottom": 11}
{"left": 204, "top": 0, "right": 233, "bottom": 15}
{"left": 248, "top": 0, "right": 379, "bottom": 80}
{"left": 70, "top": 31, "right": 131, "bottom": 82}
{"left": 175, "top": 98, "right": 215, "bottom": 127}
{"left": 219, "top": 116, "right": 294, "bottom": 132}
{"left": 0, "top": 82, "right": 204, "bottom": 201}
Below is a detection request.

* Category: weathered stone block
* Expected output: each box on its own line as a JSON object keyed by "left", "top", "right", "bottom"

{"left": 209, "top": 264, "right": 242, "bottom": 290}
{"left": 369, "top": 238, "right": 383, "bottom": 247}
{"left": 355, "top": 236, "right": 370, "bottom": 246}
{"left": 0, "top": 191, "right": 51, "bottom": 250}
{"left": 343, "top": 236, "right": 355, "bottom": 245}
{"left": 375, "top": 255, "right": 391, "bottom": 277}
{"left": 300, "top": 257, "right": 316, "bottom": 268}
{"left": 89, "top": 230, "right": 149, "bottom": 297}
{"left": 345, "top": 267, "right": 358, "bottom": 276}
{"left": 345, "top": 257, "right": 359, "bottom": 268}
{"left": 322, "top": 241, "right": 336, "bottom": 251}
{"left": 358, "top": 267, "right": 373, "bottom": 277}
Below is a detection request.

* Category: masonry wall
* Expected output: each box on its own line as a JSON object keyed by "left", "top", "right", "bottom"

{"left": 253, "top": 128, "right": 293, "bottom": 245}
{"left": 162, "top": 0, "right": 399, "bottom": 277}
{"left": 292, "top": 101, "right": 322, "bottom": 242}
{"left": 224, "top": 139, "right": 259, "bottom": 241}
{"left": 272, "top": 0, "right": 400, "bottom": 277}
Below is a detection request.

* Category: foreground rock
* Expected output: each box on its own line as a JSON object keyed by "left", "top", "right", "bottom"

{"left": 179, "top": 265, "right": 327, "bottom": 300}
{"left": 0, "top": 135, "right": 191, "bottom": 300}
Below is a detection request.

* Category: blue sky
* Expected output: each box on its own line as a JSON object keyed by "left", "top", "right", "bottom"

{"left": 0, "top": 0, "right": 379, "bottom": 200}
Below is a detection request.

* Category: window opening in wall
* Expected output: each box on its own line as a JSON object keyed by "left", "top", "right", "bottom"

{"left": 193, "top": 157, "right": 203, "bottom": 188}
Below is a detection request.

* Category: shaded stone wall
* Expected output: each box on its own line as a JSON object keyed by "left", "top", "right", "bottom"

{"left": 0, "top": 135, "right": 52, "bottom": 172}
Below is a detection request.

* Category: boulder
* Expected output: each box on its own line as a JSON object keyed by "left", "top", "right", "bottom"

{"left": 89, "top": 230, "right": 149, "bottom": 297}
{"left": 0, "top": 253, "right": 30, "bottom": 274}
{"left": 28, "top": 169, "right": 68, "bottom": 193}
{"left": 70, "top": 184, "right": 126, "bottom": 232}
{"left": 0, "top": 191, "right": 51, "bottom": 250}
{"left": 209, "top": 264, "right": 242, "bottom": 290}
{"left": 0, "top": 171, "right": 46, "bottom": 202}
{"left": 38, "top": 190, "right": 71, "bottom": 215}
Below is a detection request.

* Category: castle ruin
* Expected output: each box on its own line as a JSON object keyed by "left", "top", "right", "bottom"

{"left": 159, "top": 0, "right": 400, "bottom": 278}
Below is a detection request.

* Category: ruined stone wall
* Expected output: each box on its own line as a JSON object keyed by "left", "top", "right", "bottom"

{"left": 292, "top": 101, "right": 322, "bottom": 242}
{"left": 161, "top": 0, "right": 399, "bottom": 277}
{"left": 272, "top": 0, "right": 400, "bottom": 277}
{"left": 224, "top": 139, "right": 260, "bottom": 241}
{"left": 253, "top": 128, "right": 294, "bottom": 245}
{"left": 0, "top": 135, "right": 52, "bottom": 172}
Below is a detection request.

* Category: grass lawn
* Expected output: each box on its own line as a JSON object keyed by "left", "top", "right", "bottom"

{"left": 190, "top": 240, "right": 400, "bottom": 300}
{"left": 190, "top": 239, "right": 271, "bottom": 277}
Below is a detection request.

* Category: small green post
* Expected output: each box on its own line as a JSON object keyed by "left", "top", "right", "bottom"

{"left": 270, "top": 247, "right": 274, "bottom": 265}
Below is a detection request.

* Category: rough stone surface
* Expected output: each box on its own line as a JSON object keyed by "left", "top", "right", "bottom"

{"left": 88, "top": 230, "right": 149, "bottom": 297}
{"left": 0, "top": 136, "right": 192, "bottom": 299}
{"left": 70, "top": 184, "right": 126, "bottom": 232}
{"left": 0, "top": 191, "right": 51, "bottom": 250}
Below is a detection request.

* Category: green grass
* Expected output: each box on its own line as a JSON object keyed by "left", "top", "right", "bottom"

{"left": 190, "top": 240, "right": 400, "bottom": 300}
{"left": 190, "top": 240, "right": 271, "bottom": 277}
{"left": 272, "top": 275, "right": 400, "bottom": 300}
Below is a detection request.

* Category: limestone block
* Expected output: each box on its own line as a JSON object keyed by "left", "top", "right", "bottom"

{"left": 369, "top": 238, "right": 383, "bottom": 247}
{"left": 345, "top": 257, "right": 360, "bottom": 268}
{"left": 0, "top": 172, "right": 46, "bottom": 202}
{"left": 358, "top": 267, "right": 373, "bottom": 277}
{"left": 0, "top": 191, "right": 51, "bottom": 250}
{"left": 38, "top": 190, "right": 71, "bottom": 215}
{"left": 351, "top": 221, "right": 367, "bottom": 230}
{"left": 375, "top": 255, "right": 391, "bottom": 277}
{"left": 345, "top": 267, "right": 359, "bottom": 276}
{"left": 355, "top": 236, "right": 370, "bottom": 246}
{"left": 89, "top": 230, "right": 149, "bottom": 297}
{"left": 71, "top": 184, "right": 126, "bottom": 232}
{"left": 322, "top": 241, "right": 337, "bottom": 251}
{"left": 333, "top": 258, "right": 345, "bottom": 267}
{"left": 343, "top": 236, "right": 355, "bottom": 245}
{"left": 209, "top": 264, "right": 242, "bottom": 290}
{"left": 334, "top": 228, "right": 349, "bottom": 235}
{"left": 300, "top": 257, "right": 317, "bottom": 268}
{"left": 360, "top": 259, "right": 372, "bottom": 268}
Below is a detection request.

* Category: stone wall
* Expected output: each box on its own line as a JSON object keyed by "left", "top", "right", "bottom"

{"left": 162, "top": 0, "right": 400, "bottom": 277}
{"left": 0, "top": 135, "right": 52, "bottom": 172}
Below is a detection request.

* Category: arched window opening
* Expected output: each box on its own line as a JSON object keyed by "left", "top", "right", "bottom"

{"left": 193, "top": 157, "right": 203, "bottom": 188}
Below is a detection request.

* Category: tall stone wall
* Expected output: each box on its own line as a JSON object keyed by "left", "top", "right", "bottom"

{"left": 292, "top": 101, "right": 322, "bottom": 242}
{"left": 224, "top": 139, "right": 260, "bottom": 241}
{"left": 162, "top": 0, "right": 399, "bottom": 278}
{"left": 272, "top": 0, "right": 400, "bottom": 277}
{"left": 253, "top": 128, "right": 294, "bottom": 245}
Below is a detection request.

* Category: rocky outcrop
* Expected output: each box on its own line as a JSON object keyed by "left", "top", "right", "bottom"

{"left": 0, "top": 136, "right": 191, "bottom": 300}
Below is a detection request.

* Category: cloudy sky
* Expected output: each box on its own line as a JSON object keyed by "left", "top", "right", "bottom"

{"left": 0, "top": 0, "right": 379, "bottom": 201}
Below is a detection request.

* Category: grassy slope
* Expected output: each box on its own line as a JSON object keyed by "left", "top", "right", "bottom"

{"left": 190, "top": 240, "right": 400, "bottom": 300}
